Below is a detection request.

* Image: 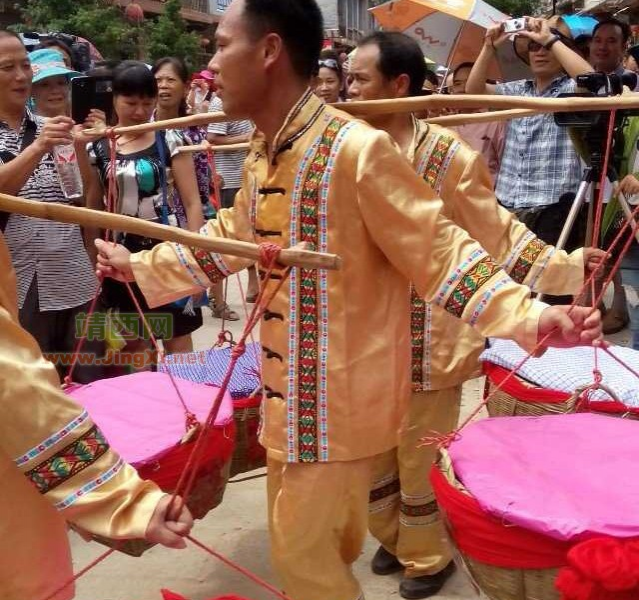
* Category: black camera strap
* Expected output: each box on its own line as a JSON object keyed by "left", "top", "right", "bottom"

{"left": 0, "top": 118, "right": 38, "bottom": 232}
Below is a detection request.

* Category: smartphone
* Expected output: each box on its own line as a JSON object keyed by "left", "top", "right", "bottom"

{"left": 71, "top": 75, "right": 114, "bottom": 125}
{"left": 503, "top": 18, "right": 527, "bottom": 34}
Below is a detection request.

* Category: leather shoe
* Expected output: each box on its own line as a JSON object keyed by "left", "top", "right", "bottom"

{"left": 371, "top": 545, "right": 403, "bottom": 575}
{"left": 399, "top": 561, "right": 456, "bottom": 599}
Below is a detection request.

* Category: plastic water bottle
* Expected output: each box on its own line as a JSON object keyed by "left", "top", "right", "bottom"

{"left": 53, "top": 143, "right": 83, "bottom": 200}
{"left": 193, "top": 87, "right": 206, "bottom": 112}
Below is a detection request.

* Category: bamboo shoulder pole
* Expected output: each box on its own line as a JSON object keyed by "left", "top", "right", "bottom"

{"left": 338, "top": 94, "right": 639, "bottom": 117}
{"left": 0, "top": 194, "right": 341, "bottom": 271}
{"left": 177, "top": 142, "right": 251, "bottom": 154}
{"left": 86, "top": 111, "right": 229, "bottom": 137}
{"left": 82, "top": 94, "right": 639, "bottom": 138}
{"left": 428, "top": 108, "right": 541, "bottom": 126}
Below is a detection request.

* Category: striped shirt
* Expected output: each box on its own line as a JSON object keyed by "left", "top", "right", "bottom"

{"left": 494, "top": 76, "right": 582, "bottom": 210}
{"left": 207, "top": 96, "right": 252, "bottom": 190}
{"left": 1, "top": 111, "right": 97, "bottom": 310}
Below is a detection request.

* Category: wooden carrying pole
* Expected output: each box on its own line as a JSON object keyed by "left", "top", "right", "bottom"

{"left": 339, "top": 94, "right": 639, "bottom": 117}
{"left": 0, "top": 194, "right": 341, "bottom": 271}
{"left": 177, "top": 142, "right": 251, "bottom": 154}
{"left": 428, "top": 108, "right": 540, "bottom": 126}
{"left": 83, "top": 95, "right": 639, "bottom": 137}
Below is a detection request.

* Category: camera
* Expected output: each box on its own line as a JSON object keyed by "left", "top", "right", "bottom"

{"left": 503, "top": 18, "right": 527, "bottom": 34}
{"left": 20, "top": 31, "right": 93, "bottom": 72}
{"left": 554, "top": 72, "right": 638, "bottom": 128}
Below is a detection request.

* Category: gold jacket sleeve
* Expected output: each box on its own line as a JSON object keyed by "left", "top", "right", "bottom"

{"left": 0, "top": 237, "right": 164, "bottom": 540}
{"left": 355, "top": 130, "right": 545, "bottom": 352}
{"left": 131, "top": 185, "right": 256, "bottom": 308}
{"left": 452, "top": 152, "right": 584, "bottom": 296}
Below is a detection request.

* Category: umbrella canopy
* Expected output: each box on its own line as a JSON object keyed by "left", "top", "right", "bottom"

{"left": 371, "top": 0, "right": 530, "bottom": 81}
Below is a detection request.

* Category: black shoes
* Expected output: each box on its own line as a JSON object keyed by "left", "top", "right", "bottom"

{"left": 371, "top": 545, "right": 403, "bottom": 575}
{"left": 399, "top": 561, "right": 456, "bottom": 599}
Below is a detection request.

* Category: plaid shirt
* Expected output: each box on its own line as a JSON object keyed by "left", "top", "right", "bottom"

{"left": 494, "top": 76, "right": 582, "bottom": 210}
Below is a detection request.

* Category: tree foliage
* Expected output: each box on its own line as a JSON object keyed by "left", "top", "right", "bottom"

{"left": 489, "top": 0, "right": 543, "bottom": 17}
{"left": 17, "top": 0, "right": 202, "bottom": 66}
{"left": 145, "top": 0, "right": 201, "bottom": 69}
{"left": 19, "top": 0, "right": 140, "bottom": 60}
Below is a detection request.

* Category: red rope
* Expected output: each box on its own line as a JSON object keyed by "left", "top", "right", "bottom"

{"left": 187, "top": 535, "right": 294, "bottom": 600}
{"left": 591, "top": 109, "right": 616, "bottom": 248}
{"left": 168, "top": 243, "right": 289, "bottom": 510}
{"left": 40, "top": 547, "right": 116, "bottom": 600}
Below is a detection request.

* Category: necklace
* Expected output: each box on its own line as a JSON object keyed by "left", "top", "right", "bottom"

{"left": 116, "top": 132, "right": 147, "bottom": 149}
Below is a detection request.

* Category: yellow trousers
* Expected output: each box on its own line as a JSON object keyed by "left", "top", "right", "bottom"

{"left": 267, "top": 453, "right": 377, "bottom": 600}
{"left": 368, "top": 386, "right": 462, "bottom": 578}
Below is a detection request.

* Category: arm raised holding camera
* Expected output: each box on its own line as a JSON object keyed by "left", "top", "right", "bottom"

{"left": 466, "top": 18, "right": 593, "bottom": 95}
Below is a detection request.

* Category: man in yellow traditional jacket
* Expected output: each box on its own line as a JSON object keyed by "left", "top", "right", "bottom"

{"left": 0, "top": 231, "right": 193, "bottom": 600}
{"left": 347, "top": 31, "right": 605, "bottom": 599}
{"left": 93, "top": 2, "right": 602, "bottom": 600}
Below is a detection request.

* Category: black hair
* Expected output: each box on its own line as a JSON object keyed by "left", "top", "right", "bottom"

{"left": 242, "top": 0, "right": 324, "bottom": 79}
{"left": 38, "top": 38, "right": 73, "bottom": 60}
{"left": 358, "top": 31, "right": 426, "bottom": 97}
{"left": 593, "top": 17, "right": 631, "bottom": 45}
{"left": 424, "top": 68, "right": 439, "bottom": 88}
{"left": 453, "top": 62, "right": 474, "bottom": 78}
{"left": 112, "top": 60, "right": 157, "bottom": 98}
{"left": 152, "top": 57, "right": 190, "bottom": 116}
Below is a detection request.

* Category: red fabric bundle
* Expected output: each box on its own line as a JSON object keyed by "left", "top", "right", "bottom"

{"left": 555, "top": 538, "right": 639, "bottom": 600}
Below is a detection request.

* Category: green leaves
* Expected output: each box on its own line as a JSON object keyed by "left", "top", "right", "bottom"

{"left": 18, "top": 0, "right": 203, "bottom": 67}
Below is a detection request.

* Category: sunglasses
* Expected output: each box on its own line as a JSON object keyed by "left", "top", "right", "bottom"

{"left": 525, "top": 28, "right": 571, "bottom": 54}
{"left": 319, "top": 59, "right": 340, "bottom": 70}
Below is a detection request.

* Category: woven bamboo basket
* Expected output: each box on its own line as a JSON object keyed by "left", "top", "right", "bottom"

{"left": 435, "top": 455, "right": 562, "bottom": 600}
{"left": 455, "top": 552, "right": 559, "bottom": 600}
{"left": 484, "top": 362, "right": 639, "bottom": 420}
{"left": 230, "top": 395, "right": 266, "bottom": 477}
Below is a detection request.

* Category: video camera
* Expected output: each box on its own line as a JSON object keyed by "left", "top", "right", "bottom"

{"left": 554, "top": 71, "right": 639, "bottom": 174}
{"left": 20, "top": 31, "right": 92, "bottom": 73}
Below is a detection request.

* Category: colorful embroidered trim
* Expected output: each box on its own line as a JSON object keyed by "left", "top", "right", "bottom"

{"left": 190, "top": 247, "right": 231, "bottom": 285}
{"left": 502, "top": 230, "right": 536, "bottom": 274}
{"left": 510, "top": 238, "right": 547, "bottom": 284}
{"left": 369, "top": 478, "right": 401, "bottom": 503}
{"left": 444, "top": 255, "right": 501, "bottom": 319}
{"left": 421, "top": 133, "right": 458, "bottom": 195}
{"left": 173, "top": 243, "right": 209, "bottom": 288}
{"left": 400, "top": 499, "right": 439, "bottom": 518}
{"left": 26, "top": 425, "right": 110, "bottom": 495}
{"left": 411, "top": 286, "right": 428, "bottom": 387}
{"left": 55, "top": 458, "right": 124, "bottom": 510}
{"left": 409, "top": 131, "right": 459, "bottom": 390}
{"left": 15, "top": 410, "right": 90, "bottom": 467}
{"left": 528, "top": 247, "right": 555, "bottom": 291}
{"left": 469, "top": 276, "right": 512, "bottom": 326}
{"left": 433, "top": 248, "right": 486, "bottom": 307}
{"left": 287, "top": 115, "right": 346, "bottom": 463}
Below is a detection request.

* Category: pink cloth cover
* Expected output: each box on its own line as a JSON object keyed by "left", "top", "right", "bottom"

{"left": 448, "top": 413, "right": 639, "bottom": 542}
{"left": 66, "top": 372, "right": 233, "bottom": 467}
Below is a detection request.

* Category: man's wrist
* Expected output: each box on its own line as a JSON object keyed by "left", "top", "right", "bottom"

{"left": 543, "top": 34, "right": 561, "bottom": 50}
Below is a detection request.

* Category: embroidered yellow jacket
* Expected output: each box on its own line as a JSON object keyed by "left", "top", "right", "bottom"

{"left": 131, "top": 90, "right": 549, "bottom": 464}
{"left": 409, "top": 120, "right": 584, "bottom": 392}
{"left": 0, "top": 235, "right": 164, "bottom": 600}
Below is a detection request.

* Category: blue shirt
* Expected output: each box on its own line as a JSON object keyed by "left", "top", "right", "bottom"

{"left": 494, "top": 76, "right": 582, "bottom": 210}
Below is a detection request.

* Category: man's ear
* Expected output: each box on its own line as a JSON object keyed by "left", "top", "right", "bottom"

{"left": 395, "top": 73, "right": 411, "bottom": 97}
{"left": 263, "top": 32, "right": 283, "bottom": 70}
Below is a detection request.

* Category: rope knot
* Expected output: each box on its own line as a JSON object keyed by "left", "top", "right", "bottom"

{"left": 593, "top": 369, "right": 603, "bottom": 385}
{"left": 231, "top": 341, "right": 246, "bottom": 361}
{"left": 258, "top": 242, "right": 282, "bottom": 269}
{"left": 105, "top": 127, "right": 117, "bottom": 140}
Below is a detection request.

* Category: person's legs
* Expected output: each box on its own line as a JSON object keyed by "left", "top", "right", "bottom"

{"left": 18, "top": 276, "right": 59, "bottom": 373}
{"left": 394, "top": 387, "right": 461, "bottom": 580}
{"left": 267, "top": 453, "right": 376, "bottom": 600}
{"left": 621, "top": 245, "right": 639, "bottom": 350}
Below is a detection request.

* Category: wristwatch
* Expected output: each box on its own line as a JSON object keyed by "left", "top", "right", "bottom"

{"left": 543, "top": 34, "right": 561, "bottom": 50}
